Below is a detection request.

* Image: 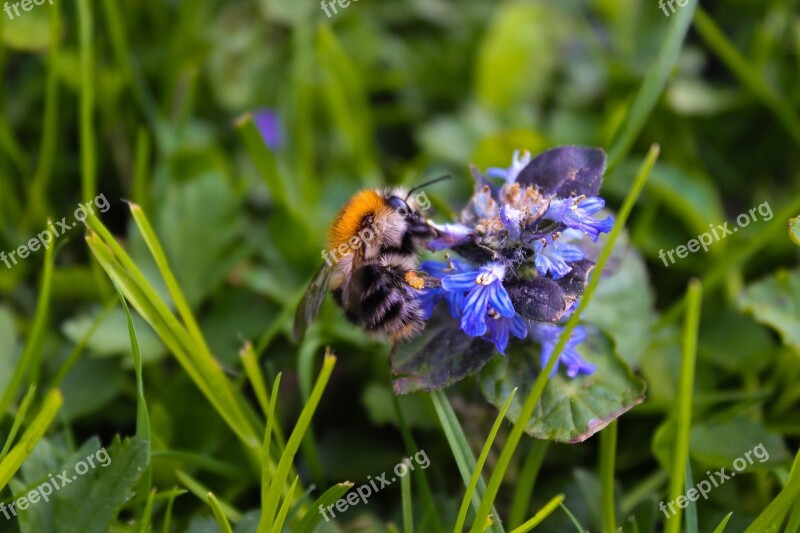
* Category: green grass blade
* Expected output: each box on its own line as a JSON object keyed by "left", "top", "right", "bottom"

{"left": 161, "top": 486, "right": 184, "bottom": 533}
{"left": 99, "top": 0, "right": 169, "bottom": 151}
{"left": 712, "top": 512, "right": 733, "bottom": 533}
{"left": 85, "top": 216, "right": 260, "bottom": 451}
{"left": 786, "top": 503, "right": 800, "bottom": 533}
{"left": 508, "top": 440, "right": 550, "bottom": 528}
{"left": 665, "top": 279, "right": 702, "bottom": 533}
{"left": 271, "top": 476, "right": 299, "bottom": 533}
{"left": 454, "top": 388, "right": 517, "bottom": 533}
{"left": 693, "top": 7, "right": 800, "bottom": 146}
{"left": 0, "top": 237, "right": 54, "bottom": 418}
{"left": 176, "top": 470, "right": 241, "bottom": 523}
{"left": 132, "top": 127, "right": 151, "bottom": 212}
{"left": 77, "top": 0, "right": 95, "bottom": 204}
{"left": 29, "top": 0, "right": 61, "bottom": 220}
{"left": 392, "top": 394, "right": 443, "bottom": 532}
{"left": 607, "top": 0, "right": 697, "bottom": 169}
{"left": 0, "top": 385, "right": 37, "bottom": 461}
{"left": 431, "top": 390, "right": 503, "bottom": 533}
{"left": 86, "top": 233, "right": 248, "bottom": 442}
{"left": 260, "top": 351, "right": 336, "bottom": 528}
{"left": 684, "top": 462, "right": 698, "bottom": 533}
{"left": 509, "top": 494, "right": 565, "bottom": 533}
{"left": 114, "top": 282, "right": 151, "bottom": 444}
{"left": 402, "top": 463, "right": 413, "bottom": 533}
{"left": 241, "top": 342, "right": 286, "bottom": 451}
{"left": 744, "top": 450, "right": 800, "bottom": 532}
{"left": 114, "top": 280, "right": 152, "bottom": 495}
{"left": 139, "top": 488, "right": 157, "bottom": 533}
{"left": 129, "top": 203, "right": 259, "bottom": 440}
{"left": 262, "top": 372, "right": 282, "bottom": 513}
{"left": 471, "top": 145, "right": 659, "bottom": 531}
{"left": 599, "top": 420, "right": 618, "bottom": 533}
{"left": 559, "top": 502, "right": 585, "bottom": 532}
{"left": 241, "top": 342, "right": 270, "bottom": 418}
{"left": 0, "top": 389, "right": 63, "bottom": 491}
{"left": 293, "top": 482, "right": 353, "bottom": 532}
{"left": 207, "top": 492, "right": 234, "bottom": 533}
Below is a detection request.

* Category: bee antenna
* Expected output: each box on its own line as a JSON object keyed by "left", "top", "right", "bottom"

{"left": 405, "top": 175, "right": 451, "bottom": 200}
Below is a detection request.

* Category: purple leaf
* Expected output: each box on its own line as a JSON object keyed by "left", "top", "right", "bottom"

{"left": 516, "top": 146, "right": 606, "bottom": 198}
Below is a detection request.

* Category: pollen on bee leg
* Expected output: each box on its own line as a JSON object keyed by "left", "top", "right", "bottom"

{"left": 405, "top": 271, "right": 426, "bottom": 290}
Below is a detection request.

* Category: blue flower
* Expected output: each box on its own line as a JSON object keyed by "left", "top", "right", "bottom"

{"left": 532, "top": 236, "right": 585, "bottom": 279}
{"left": 543, "top": 196, "right": 613, "bottom": 242}
{"left": 531, "top": 324, "right": 595, "bottom": 378}
{"left": 418, "top": 260, "right": 466, "bottom": 319}
{"left": 485, "top": 313, "right": 528, "bottom": 354}
{"left": 441, "top": 262, "right": 515, "bottom": 337}
{"left": 487, "top": 150, "right": 531, "bottom": 183}
{"left": 253, "top": 109, "right": 283, "bottom": 149}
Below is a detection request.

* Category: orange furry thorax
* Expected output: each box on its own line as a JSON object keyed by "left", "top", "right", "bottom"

{"left": 327, "top": 189, "right": 385, "bottom": 251}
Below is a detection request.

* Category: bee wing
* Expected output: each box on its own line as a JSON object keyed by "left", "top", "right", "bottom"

{"left": 293, "top": 263, "right": 333, "bottom": 342}
{"left": 391, "top": 320, "right": 497, "bottom": 394}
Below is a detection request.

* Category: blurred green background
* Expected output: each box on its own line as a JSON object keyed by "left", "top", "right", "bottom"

{"left": 1, "top": 0, "right": 800, "bottom": 531}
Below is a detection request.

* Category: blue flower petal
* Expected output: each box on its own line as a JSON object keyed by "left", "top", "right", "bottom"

{"left": 461, "top": 288, "right": 490, "bottom": 336}
{"left": 441, "top": 272, "right": 480, "bottom": 291}
{"left": 487, "top": 283, "right": 515, "bottom": 317}
{"left": 533, "top": 238, "right": 585, "bottom": 279}
{"left": 544, "top": 197, "right": 614, "bottom": 242}
{"left": 532, "top": 324, "right": 595, "bottom": 378}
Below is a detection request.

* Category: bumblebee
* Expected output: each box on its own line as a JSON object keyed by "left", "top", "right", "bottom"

{"left": 294, "top": 181, "right": 446, "bottom": 343}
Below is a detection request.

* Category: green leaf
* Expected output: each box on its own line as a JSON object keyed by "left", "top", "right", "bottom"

{"left": 690, "top": 418, "right": 791, "bottom": 469}
{"left": 61, "top": 308, "right": 166, "bottom": 365}
{"left": 479, "top": 331, "right": 646, "bottom": 442}
{"left": 474, "top": 2, "right": 567, "bottom": 111}
{"left": 738, "top": 268, "right": 800, "bottom": 352}
{"left": 59, "top": 436, "right": 149, "bottom": 532}
{"left": 652, "top": 416, "right": 791, "bottom": 471}
{"left": 149, "top": 173, "right": 247, "bottom": 307}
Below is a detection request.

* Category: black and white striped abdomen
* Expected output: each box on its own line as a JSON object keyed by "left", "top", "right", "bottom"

{"left": 333, "top": 253, "right": 425, "bottom": 341}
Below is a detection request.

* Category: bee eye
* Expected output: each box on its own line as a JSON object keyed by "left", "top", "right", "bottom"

{"left": 388, "top": 196, "right": 410, "bottom": 213}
